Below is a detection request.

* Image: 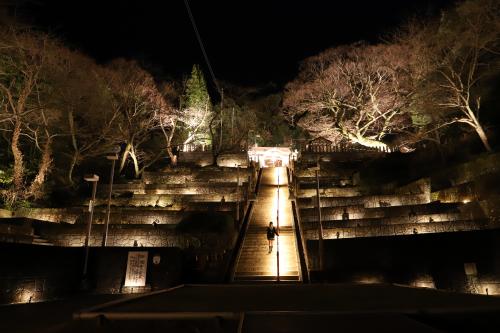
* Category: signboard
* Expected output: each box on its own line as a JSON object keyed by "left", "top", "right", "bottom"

{"left": 124, "top": 251, "right": 148, "bottom": 287}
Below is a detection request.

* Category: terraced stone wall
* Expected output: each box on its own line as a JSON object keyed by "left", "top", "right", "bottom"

{"left": 34, "top": 223, "right": 237, "bottom": 250}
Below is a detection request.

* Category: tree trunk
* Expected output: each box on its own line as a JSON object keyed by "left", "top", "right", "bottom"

{"left": 119, "top": 143, "right": 132, "bottom": 173}
{"left": 67, "top": 109, "right": 78, "bottom": 186}
{"left": 11, "top": 120, "right": 24, "bottom": 193}
{"left": 28, "top": 138, "right": 52, "bottom": 200}
{"left": 474, "top": 123, "right": 492, "bottom": 152}
{"left": 129, "top": 146, "right": 140, "bottom": 178}
{"left": 166, "top": 146, "right": 177, "bottom": 166}
{"left": 67, "top": 151, "right": 78, "bottom": 186}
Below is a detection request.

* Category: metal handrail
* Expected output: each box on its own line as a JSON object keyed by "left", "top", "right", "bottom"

{"left": 289, "top": 169, "right": 311, "bottom": 283}
{"left": 226, "top": 168, "right": 263, "bottom": 282}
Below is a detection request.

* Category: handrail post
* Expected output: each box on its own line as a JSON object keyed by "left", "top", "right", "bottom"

{"left": 276, "top": 170, "right": 280, "bottom": 283}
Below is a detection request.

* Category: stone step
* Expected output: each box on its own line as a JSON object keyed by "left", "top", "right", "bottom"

{"left": 233, "top": 274, "right": 300, "bottom": 281}
{"left": 234, "top": 167, "right": 301, "bottom": 282}
{"left": 32, "top": 236, "right": 54, "bottom": 246}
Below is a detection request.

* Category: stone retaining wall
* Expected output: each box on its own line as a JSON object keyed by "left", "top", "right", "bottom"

{"left": 14, "top": 208, "right": 83, "bottom": 224}
{"left": 297, "top": 187, "right": 363, "bottom": 198}
{"left": 435, "top": 152, "right": 500, "bottom": 187}
{"left": 299, "top": 203, "right": 461, "bottom": 221}
{"left": 0, "top": 245, "right": 182, "bottom": 304}
{"left": 303, "top": 212, "right": 469, "bottom": 227}
{"left": 306, "top": 228, "right": 500, "bottom": 295}
{"left": 36, "top": 223, "right": 236, "bottom": 249}
{"left": 396, "top": 178, "right": 431, "bottom": 196}
{"left": 178, "top": 152, "right": 248, "bottom": 167}
{"left": 304, "top": 219, "right": 493, "bottom": 240}
{"left": 302, "top": 212, "right": 466, "bottom": 225}
{"left": 13, "top": 207, "right": 237, "bottom": 225}
{"left": 142, "top": 167, "right": 253, "bottom": 184}
{"left": 100, "top": 182, "right": 248, "bottom": 195}
{"left": 298, "top": 193, "right": 430, "bottom": 208}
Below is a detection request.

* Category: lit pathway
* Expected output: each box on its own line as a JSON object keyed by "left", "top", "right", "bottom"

{"left": 233, "top": 167, "right": 301, "bottom": 281}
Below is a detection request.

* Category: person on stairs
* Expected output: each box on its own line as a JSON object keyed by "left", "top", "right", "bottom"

{"left": 266, "top": 221, "right": 279, "bottom": 254}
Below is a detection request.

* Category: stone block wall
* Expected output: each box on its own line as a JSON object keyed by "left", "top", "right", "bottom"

{"left": 299, "top": 202, "right": 461, "bottom": 221}
{"left": 302, "top": 212, "right": 466, "bottom": 225}
{"left": 0, "top": 244, "right": 183, "bottom": 304}
{"left": 216, "top": 153, "right": 249, "bottom": 167}
{"left": 0, "top": 244, "right": 83, "bottom": 304}
{"left": 396, "top": 178, "right": 431, "bottom": 196}
{"left": 437, "top": 152, "right": 500, "bottom": 187}
{"left": 11, "top": 205, "right": 238, "bottom": 226}
{"left": 14, "top": 208, "right": 83, "bottom": 224}
{"left": 143, "top": 167, "right": 252, "bottom": 185}
{"left": 35, "top": 223, "right": 237, "bottom": 250}
{"left": 304, "top": 219, "right": 493, "bottom": 240}
{"left": 178, "top": 151, "right": 213, "bottom": 166}
{"left": 305, "top": 228, "right": 500, "bottom": 295}
{"left": 298, "top": 193, "right": 430, "bottom": 208}
{"left": 298, "top": 187, "right": 363, "bottom": 198}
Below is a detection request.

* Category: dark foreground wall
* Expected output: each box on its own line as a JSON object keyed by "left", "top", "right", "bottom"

{"left": 0, "top": 245, "right": 182, "bottom": 304}
{"left": 307, "top": 229, "right": 500, "bottom": 294}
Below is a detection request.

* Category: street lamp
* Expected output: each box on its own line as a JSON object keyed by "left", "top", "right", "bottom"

{"left": 83, "top": 174, "right": 99, "bottom": 282}
{"left": 235, "top": 164, "right": 243, "bottom": 223}
{"left": 102, "top": 153, "right": 119, "bottom": 247}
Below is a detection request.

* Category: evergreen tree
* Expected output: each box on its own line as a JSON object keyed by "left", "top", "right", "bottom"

{"left": 180, "top": 64, "right": 212, "bottom": 146}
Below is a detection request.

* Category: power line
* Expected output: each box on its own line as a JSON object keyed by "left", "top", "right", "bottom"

{"left": 183, "top": 0, "right": 221, "bottom": 95}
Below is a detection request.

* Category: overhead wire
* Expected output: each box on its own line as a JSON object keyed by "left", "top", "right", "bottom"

{"left": 183, "top": 0, "right": 221, "bottom": 96}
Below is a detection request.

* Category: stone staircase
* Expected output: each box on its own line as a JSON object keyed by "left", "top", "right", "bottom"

{"left": 296, "top": 167, "right": 492, "bottom": 241}
{"left": 233, "top": 167, "right": 301, "bottom": 282}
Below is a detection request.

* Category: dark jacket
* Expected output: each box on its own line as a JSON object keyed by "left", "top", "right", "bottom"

{"left": 266, "top": 226, "right": 279, "bottom": 240}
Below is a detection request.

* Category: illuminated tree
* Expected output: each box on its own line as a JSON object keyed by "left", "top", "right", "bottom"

{"left": 45, "top": 48, "right": 121, "bottom": 185}
{"left": 0, "top": 27, "right": 59, "bottom": 206}
{"left": 179, "top": 64, "right": 212, "bottom": 146}
{"left": 104, "top": 59, "right": 168, "bottom": 178}
{"left": 155, "top": 82, "right": 181, "bottom": 165}
{"left": 283, "top": 43, "right": 415, "bottom": 149}
{"left": 407, "top": 0, "right": 500, "bottom": 152}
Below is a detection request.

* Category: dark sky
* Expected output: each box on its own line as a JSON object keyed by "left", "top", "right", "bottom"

{"left": 12, "top": 0, "right": 455, "bottom": 88}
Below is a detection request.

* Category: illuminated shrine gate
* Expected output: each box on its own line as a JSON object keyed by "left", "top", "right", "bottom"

{"left": 247, "top": 147, "right": 297, "bottom": 168}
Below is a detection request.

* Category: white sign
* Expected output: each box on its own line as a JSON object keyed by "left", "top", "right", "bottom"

{"left": 124, "top": 251, "right": 148, "bottom": 287}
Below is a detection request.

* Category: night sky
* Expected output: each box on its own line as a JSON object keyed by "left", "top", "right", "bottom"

{"left": 12, "top": 0, "right": 456, "bottom": 88}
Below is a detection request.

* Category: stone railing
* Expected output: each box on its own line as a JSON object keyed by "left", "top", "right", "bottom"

{"left": 298, "top": 143, "right": 392, "bottom": 153}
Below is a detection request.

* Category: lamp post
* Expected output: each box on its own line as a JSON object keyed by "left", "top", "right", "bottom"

{"left": 83, "top": 174, "right": 99, "bottom": 280}
{"left": 235, "top": 164, "right": 243, "bottom": 224}
{"left": 102, "top": 154, "right": 118, "bottom": 247}
{"left": 312, "top": 165, "right": 324, "bottom": 272}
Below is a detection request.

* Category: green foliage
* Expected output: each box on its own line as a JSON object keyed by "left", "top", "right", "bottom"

{"left": 176, "top": 212, "right": 234, "bottom": 233}
{"left": 0, "top": 167, "right": 13, "bottom": 186}
{"left": 183, "top": 64, "right": 210, "bottom": 110}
